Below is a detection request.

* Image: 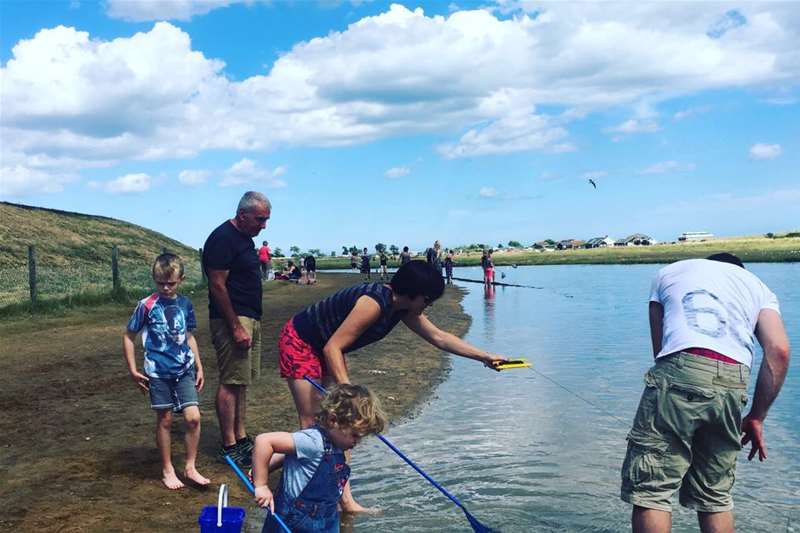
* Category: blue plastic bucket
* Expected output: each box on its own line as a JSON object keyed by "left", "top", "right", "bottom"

{"left": 198, "top": 484, "right": 245, "bottom": 533}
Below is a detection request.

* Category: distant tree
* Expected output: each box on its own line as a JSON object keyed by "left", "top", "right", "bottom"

{"left": 308, "top": 248, "right": 322, "bottom": 257}
{"left": 544, "top": 239, "right": 556, "bottom": 246}
{"left": 389, "top": 244, "right": 399, "bottom": 256}
{"left": 765, "top": 232, "right": 775, "bottom": 239}
{"left": 349, "top": 246, "right": 359, "bottom": 256}
{"left": 342, "top": 246, "right": 349, "bottom": 255}
{"left": 497, "top": 243, "right": 504, "bottom": 249}
{"left": 273, "top": 247, "right": 284, "bottom": 257}
{"left": 508, "top": 240, "right": 522, "bottom": 248}
{"left": 375, "top": 243, "right": 387, "bottom": 253}
{"left": 289, "top": 245, "right": 301, "bottom": 257}
{"left": 331, "top": 251, "right": 336, "bottom": 257}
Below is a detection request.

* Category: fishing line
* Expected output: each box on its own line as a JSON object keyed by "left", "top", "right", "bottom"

{"left": 524, "top": 365, "right": 630, "bottom": 426}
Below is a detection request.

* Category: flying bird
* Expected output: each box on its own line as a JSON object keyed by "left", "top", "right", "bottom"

{"left": 588, "top": 178, "right": 597, "bottom": 189}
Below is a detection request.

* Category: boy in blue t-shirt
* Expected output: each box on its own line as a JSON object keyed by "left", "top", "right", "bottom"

{"left": 123, "top": 253, "right": 210, "bottom": 490}
{"left": 252, "top": 384, "right": 387, "bottom": 533}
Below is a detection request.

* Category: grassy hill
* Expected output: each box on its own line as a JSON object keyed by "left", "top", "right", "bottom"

{"left": 0, "top": 202, "right": 202, "bottom": 308}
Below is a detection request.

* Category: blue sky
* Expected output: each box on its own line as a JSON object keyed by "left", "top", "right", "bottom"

{"left": 1, "top": 1, "right": 798, "bottom": 253}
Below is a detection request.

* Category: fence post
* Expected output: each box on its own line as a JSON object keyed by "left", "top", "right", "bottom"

{"left": 199, "top": 248, "right": 206, "bottom": 283}
{"left": 112, "top": 245, "right": 120, "bottom": 292}
{"left": 28, "top": 245, "right": 37, "bottom": 308}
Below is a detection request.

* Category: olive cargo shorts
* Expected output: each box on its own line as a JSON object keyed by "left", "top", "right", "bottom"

{"left": 210, "top": 316, "right": 262, "bottom": 386}
{"left": 620, "top": 352, "right": 750, "bottom": 513}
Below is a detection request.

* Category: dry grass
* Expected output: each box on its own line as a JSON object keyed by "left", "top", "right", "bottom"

{"left": 0, "top": 202, "right": 202, "bottom": 307}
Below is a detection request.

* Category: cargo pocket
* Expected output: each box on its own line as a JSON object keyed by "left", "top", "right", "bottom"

{"left": 622, "top": 430, "right": 669, "bottom": 490}
{"left": 630, "top": 371, "right": 660, "bottom": 433}
{"left": 667, "top": 381, "right": 715, "bottom": 403}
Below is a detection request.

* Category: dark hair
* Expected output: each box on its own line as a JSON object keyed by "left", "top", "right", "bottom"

{"left": 403, "top": 246, "right": 409, "bottom": 252}
{"left": 390, "top": 261, "right": 444, "bottom": 301}
{"left": 707, "top": 253, "right": 745, "bottom": 269}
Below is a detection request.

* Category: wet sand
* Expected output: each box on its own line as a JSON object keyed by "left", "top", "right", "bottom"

{"left": 0, "top": 273, "right": 470, "bottom": 532}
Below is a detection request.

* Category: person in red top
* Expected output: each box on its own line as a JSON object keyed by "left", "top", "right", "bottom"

{"left": 258, "top": 241, "right": 272, "bottom": 280}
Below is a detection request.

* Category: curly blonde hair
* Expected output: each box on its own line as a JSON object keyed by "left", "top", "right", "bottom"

{"left": 316, "top": 384, "right": 387, "bottom": 437}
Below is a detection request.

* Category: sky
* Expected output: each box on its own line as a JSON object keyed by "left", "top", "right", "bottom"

{"left": 1, "top": 0, "right": 798, "bottom": 253}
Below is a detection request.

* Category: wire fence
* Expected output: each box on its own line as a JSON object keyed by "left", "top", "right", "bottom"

{"left": 0, "top": 245, "right": 204, "bottom": 309}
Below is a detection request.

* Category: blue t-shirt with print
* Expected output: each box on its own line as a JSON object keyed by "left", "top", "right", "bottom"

{"left": 127, "top": 293, "right": 197, "bottom": 379}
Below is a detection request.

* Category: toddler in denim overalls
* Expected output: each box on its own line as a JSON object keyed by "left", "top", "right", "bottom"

{"left": 252, "top": 384, "right": 387, "bottom": 533}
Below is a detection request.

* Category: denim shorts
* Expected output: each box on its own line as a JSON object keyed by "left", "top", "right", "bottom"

{"left": 149, "top": 368, "right": 199, "bottom": 412}
{"left": 620, "top": 352, "right": 749, "bottom": 512}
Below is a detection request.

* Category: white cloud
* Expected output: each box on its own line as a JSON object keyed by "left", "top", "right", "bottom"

{"left": 673, "top": 106, "right": 712, "bottom": 120}
{"left": 384, "top": 166, "right": 410, "bottom": 179}
{"left": 479, "top": 186, "right": 498, "bottom": 198}
{"left": 88, "top": 173, "right": 152, "bottom": 194}
{"left": 606, "top": 119, "right": 660, "bottom": 135}
{"left": 749, "top": 143, "right": 782, "bottom": 160}
{"left": 438, "top": 112, "right": 573, "bottom": 158}
{"left": 640, "top": 161, "right": 696, "bottom": 174}
{"left": 2, "top": 3, "right": 800, "bottom": 188}
{"left": 0, "top": 164, "right": 73, "bottom": 197}
{"left": 105, "top": 0, "right": 241, "bottom": 21}
{"left": 178, "top": 169, "right": 210, "bottom": 185}
{"left": 220, "top": 158, "right": 287, "bottom": 188}
{"left": 657, "top": 188, "right": 800, "bottom": 214}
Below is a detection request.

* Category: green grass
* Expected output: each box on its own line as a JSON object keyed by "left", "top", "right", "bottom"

{"left": 0, "top": 201, "right": 204, "bottom": 310}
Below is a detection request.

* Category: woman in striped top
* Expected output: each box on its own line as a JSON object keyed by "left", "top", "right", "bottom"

{"left": 275, "top": 260, "right": 506, "bottom": 512}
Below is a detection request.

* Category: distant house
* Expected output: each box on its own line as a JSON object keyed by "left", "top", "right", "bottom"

{"left": 557, "top": 239, "right": 584, "bottom": 250}
{"left": 533, "top": 240, "right": 556, "bottom": 250}
{"left": 678, "top": 231, "right": 714, "bottom": 242}
{"left": 624, "top": 233, "right": 656, "bottom": 246}
{"left": 584, "top": 236, "right": 615, "bottom": 248}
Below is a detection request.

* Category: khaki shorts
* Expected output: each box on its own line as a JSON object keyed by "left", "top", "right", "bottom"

{"left": 210, "top": 317, "right": 262, "bottom": 385}
{"left": 620, "top": 352, "right": 749, "bottom": 513}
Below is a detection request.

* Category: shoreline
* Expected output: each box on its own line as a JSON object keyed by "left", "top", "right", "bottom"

{"left": 292, "top": 236, "right": 800, "bottom": 270}
{"left": 0, "top": 273, "right": 469, "bottom": 532}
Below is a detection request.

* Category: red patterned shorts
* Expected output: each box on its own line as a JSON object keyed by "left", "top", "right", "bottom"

{"left": 279, "top": 319, "right": 325, "bottom": 379}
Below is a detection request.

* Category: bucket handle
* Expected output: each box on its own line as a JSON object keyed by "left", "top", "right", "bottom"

{"left": 217, "top": 484, "right": 229, "bottom": 527}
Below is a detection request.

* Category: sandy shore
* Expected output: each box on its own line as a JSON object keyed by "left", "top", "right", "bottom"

{"left": 0, "top": 273, "right": 470, "bottom": 532}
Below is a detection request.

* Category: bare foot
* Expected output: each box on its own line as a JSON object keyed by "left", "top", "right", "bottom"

{"left": 162, "top": 469, "right": 185, "bottom": 490}
{"left": 185, "top": 467, "right": 210, "bottom": 486}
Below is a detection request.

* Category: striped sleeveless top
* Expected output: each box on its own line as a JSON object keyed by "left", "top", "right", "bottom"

{"left": 292, "top": 283, "right": 405, "bottom": 353}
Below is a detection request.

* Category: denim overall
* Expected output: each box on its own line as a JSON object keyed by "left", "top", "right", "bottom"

{"left": 263, "top": 427, "right": 350, "bottom": 533}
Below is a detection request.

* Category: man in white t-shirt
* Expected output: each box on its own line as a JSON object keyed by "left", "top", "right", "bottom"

{"left": 620, "top": 253, "right": 790, "bottom": 533}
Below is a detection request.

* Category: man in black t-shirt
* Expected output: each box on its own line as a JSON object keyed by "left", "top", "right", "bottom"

{"left": 202, "top": 191, "right": 271, "bottom": 469}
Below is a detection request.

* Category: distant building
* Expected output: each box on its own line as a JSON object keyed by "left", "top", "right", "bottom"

{"left": 584, "top": 236, "right": 615, "bottom": 248}
{"left": 616, "top": 233, "right": 656, "bottom": 246}
{"left": 557, "top": 239, "right": 584, "bottom": 250}
{"left": 533, "top": 240, "right": 556, "bottom": 250}
{"left": 678, "top": 231, "right": 714, "bottom": 242}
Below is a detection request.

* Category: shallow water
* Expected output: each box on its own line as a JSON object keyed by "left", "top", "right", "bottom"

{"left": 345, "top": 263, "right": 800, "bottom": 532}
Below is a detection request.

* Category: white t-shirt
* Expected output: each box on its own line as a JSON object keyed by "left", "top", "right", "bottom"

{"left": 650, "top": 259, "right": 780, "bottom": 367}
{"left": 280, "top": 427, "right": 326, "bottom": 500}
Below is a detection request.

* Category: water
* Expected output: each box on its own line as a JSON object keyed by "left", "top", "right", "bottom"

{"left": 345, "top": 263, "right": 800, "bottom": 532}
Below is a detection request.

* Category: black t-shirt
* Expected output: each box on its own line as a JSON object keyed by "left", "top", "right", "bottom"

{"left": 203, "top": 220, "right": 262, "bottom": 319}
{"left": 304, "top": 255, "right": 316, "bottom": 271}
